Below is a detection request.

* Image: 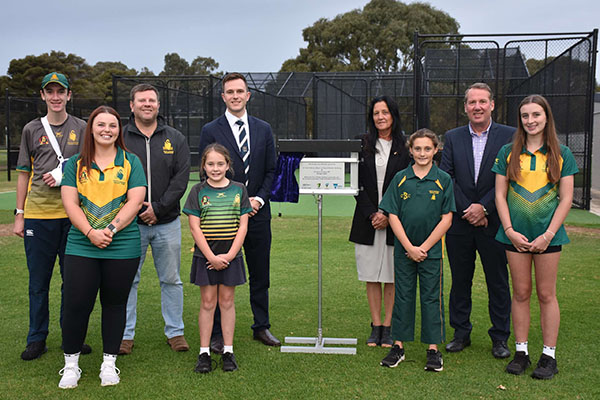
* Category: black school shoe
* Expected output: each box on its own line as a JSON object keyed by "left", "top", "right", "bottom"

{"left": 506, "top": 351, "right": 531, "bottom": 375}
{"left": 21, "top": 341, "right": 47, "bottom": 360}
{"left": 194, "top": 353, "right": 213, "bottom": 373}
{"left": 531, "top": 354, "right": 558, "bottom": 380}
{"left": 222, "top": 352, "right": 238, "bottom": 372}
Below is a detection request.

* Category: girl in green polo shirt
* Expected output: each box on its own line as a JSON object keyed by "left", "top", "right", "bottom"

{"left": 494, "top": 95, "right": 578, "bottom": 380}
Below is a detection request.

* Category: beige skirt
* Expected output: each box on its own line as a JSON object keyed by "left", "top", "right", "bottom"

{"left": 355, "top": 228, "right": 394, "bottom": 283}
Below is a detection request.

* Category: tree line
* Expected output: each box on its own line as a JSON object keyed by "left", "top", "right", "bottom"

{"left": 0, "top": 51, "right": 221, "bottom": 102}
{"left": 1, "top": 1, "right": 462, "bottom": 101}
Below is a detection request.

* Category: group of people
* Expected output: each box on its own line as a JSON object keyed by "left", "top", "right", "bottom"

{"left": 350, "top": 83, "right": 577, "bottom": 379}
{"left": 14, "top": 72, "right": 576, "bottom": 387}
{"left": 14, "top": 72, "right": 278, "bottom": 388}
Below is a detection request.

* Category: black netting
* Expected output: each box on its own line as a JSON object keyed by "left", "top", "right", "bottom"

{"left": 2, "top": 32, "right": 595, "bottom": 208}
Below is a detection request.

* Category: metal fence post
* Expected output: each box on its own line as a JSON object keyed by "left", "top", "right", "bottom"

{"left": 413, "top": 31, "right": 420, "bottom": 130}
{"left": 5, "top": 88, "right": 10, "bottom": 181}
{"left": 584, "top": 29, "right": 598, "bottom": 210}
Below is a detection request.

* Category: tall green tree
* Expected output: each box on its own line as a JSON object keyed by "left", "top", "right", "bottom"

{"left": 6, "top": 51, "right": 94, "bottom": 96}
{"left": 91, "top": 61, "right": 138, "bottom": 101}
{"left": 281, "top": 0, "right": 459, "bottom": 72}
{"left": 160, "top": 53, "right": 220, "bottom": 76}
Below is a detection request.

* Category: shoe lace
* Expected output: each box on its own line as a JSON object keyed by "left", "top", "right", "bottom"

{"left": 426, "top": 350, "right": 439, "bottom": 361}
{"left": 514, "top": 352, "right": 528, "bottom": 363}
{"left": 538, "top": 356, "right": 552, "bottom": 369}
{"left": 59, "top": 365, "right": 82, "bottom": 376}
{"left": 100, "top": 364, "right": 120, "bottom": 377}
{"left": 385, "top": 347, "right": 401, "bottom": 361}
{"left": 198, "top": 354, "right": 218, "bottom": 370}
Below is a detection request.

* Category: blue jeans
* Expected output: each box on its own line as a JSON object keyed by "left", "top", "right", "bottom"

{"left": 23, "top": 218, "right": 71, "bottom": 344}
{"left": 123, "top": 218, "right": 184, "bottom": 340}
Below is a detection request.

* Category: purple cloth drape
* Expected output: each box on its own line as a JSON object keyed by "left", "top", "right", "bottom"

{"left": 270, "top": 152, "right": 303, "bottom": 203}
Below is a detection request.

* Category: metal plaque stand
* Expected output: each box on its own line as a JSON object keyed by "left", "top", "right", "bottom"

{"left": 277, "top": 139, "right": 360, "bottom": 355}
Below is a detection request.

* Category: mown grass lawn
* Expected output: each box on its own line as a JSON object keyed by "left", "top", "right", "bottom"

{"left": 1, "top": 212, "right": 599, "bottom": 399}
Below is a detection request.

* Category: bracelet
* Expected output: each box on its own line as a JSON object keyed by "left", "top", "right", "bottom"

{"left": 86, "top": 227, "right": 93, "bottom": 237}
{"left": 542, "top": 233, "right": 551, "bottom": 243}
{"left": 546, "top": 229, "right": 555, "bottom": 237}
{"left": 504, "top": 225, "right": 513, "bottom": 233}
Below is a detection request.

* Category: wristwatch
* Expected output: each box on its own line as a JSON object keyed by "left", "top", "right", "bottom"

{"left": 107, "top": 223, "right": 117, "bottom": 234}
{"left": 482, "top": 206, "right": 489, "bottom": 216}
{"left": 14, "top": 208, "right": 24, "bottom": 216}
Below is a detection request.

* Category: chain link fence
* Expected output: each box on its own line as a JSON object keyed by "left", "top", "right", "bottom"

{"left": 111, "top": 74, "right": 306, "bottom": 172}
{"left": 2, "top": 31, "right": 596, "bottom": 207}
{"left": 414, "top": 31, "right": 597, "bottom": 209}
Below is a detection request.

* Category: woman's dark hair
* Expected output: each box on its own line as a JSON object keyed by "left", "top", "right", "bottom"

{"left": 364, "top": 95, "right": 404, "bottom": 154}
{"left": 79, "top": 106, "right": 127, "bottom": 175}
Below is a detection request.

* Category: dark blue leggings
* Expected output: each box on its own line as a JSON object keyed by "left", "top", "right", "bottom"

{"left": 62, "top": 255, "right": 139, "bottom": 355}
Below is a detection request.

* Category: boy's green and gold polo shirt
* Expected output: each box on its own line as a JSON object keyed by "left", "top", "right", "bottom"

{"left": 16, "top": 115, "right": 85, "bottom": 219}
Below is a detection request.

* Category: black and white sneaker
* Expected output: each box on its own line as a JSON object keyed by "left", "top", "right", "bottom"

{"left": 380, "top": 344, "right": 405, "bottom": 368}
{"left": 531, "top": 354, "right": 558, "bottom": 380}
{"left": 506, "top": 351, "right": 531, "bottom": 375}
{"left": 194, "top": 353, "right": 213, "bottom": 373}
{"left": 425, "top": 349, "right": 443, "bottom": 372}
{"left": 222, "top": 352, "right": 238, "bottom": 372}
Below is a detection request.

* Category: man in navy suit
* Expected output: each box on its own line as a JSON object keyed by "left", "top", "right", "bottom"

{"left": 199, "top": 73, "right": 279, "bottom": 350}
{"left": 440, "top": 83, "right": 514, "bottom": 359}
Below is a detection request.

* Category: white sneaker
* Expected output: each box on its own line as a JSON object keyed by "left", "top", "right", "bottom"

{"left": 99, "top": 362, "right": 120, "bottom": 386}
{"left": 58, "top": 364, "right": 82, "bottom": 389}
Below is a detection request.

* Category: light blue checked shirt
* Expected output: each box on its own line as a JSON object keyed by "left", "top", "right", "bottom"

{"left": 468, "top": 120, "right": 492, "bottom": 184}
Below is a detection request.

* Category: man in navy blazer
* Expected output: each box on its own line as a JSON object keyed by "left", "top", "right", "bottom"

{"left": 199, "top": 73, "right": 279, "bottom": 350}
{"left": 440, "top": 83, "right": 514, "bottom": 359}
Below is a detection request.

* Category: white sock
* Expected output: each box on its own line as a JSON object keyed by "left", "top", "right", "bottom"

{"left": 542, "top": 345, "right": 556, "bottom": 359}
{"left": 64, "top": 352, "right": 80, "bottom": 366}
{"left": 103, "top": 353, "right": 117, "bottom": 364}
{"left": 200, "top": 347, "right": 210, "bottom": 355}
{"left": 516, "top": 341, "right": 528, "bottom": 355}
{"left": 223, "top": 345, "right": 233, "bottom": 354}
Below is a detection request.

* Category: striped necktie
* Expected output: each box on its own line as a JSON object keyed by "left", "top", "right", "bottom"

{"left": 235, "top": 119, "right": 250, "bottom": 184}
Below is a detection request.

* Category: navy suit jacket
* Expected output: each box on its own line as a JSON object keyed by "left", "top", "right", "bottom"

{"left": 199, "top": 114, "right": 276, "bottom": 222}
{"left": 440, "top": 122, "right": 515, "bottom": 236}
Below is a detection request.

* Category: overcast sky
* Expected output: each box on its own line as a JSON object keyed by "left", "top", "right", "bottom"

{"left": 1, "top": 0, "right": 598, "bottom": 78}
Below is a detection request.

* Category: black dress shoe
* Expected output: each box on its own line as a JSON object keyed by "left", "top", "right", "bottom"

{"left": 253, "top": 329, "right": 281, "bottom": 346}
{"left": 445, "top": 337, "right": 471, "bottom": 353}
{"left": 210, "top": 333, "right": 224, "bottom": 355}
{"left": 21, "top": 341, "right": 47, "bottom": 360}
{"left": 492, "top": 340, "right": 511, "bottom": 359}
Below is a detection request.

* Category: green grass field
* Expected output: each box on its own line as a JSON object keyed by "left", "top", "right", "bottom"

{"left": 1, "top": 168, "right": 600, "bottom": 398}
{"left": 1, "top": 212, "right": 599, "bottom": 399}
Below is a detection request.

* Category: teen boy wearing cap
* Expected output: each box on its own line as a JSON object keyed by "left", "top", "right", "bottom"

{"left": 14, "top": 72, "right": 91, "bottom": 360}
